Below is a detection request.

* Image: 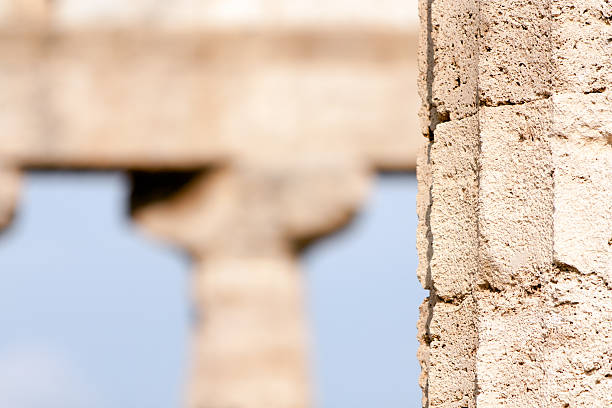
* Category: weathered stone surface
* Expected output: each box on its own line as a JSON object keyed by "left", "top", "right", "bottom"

{"left": 541, "top": 266, "right": 612, "bottom": 406}
{"left": 416, "top": 141, "right": 432, "bottom": 289}
{"left": 478, "top": 0, "right": 552, "bottom": 106}
{"left": 429, "top": 115, "right": 479, "bottom": 300}
{"left": 427, "top": 296, "right": 477, "bottom": 408}
{"left": 551, "top": 92, "right": 612, "bottom": 284}
{"left": 552, "top": 0, "right": 612, "bottom": 93}
{"left": 416, "top": 298, "right": 431, "bottom": 408}
{"left": 476, "top": 293, "right": 546, "bottom": 407}
{"left": 420, "top": 1, "right": 611, "bottom": 407}
{"left": 424, "top": 0, "right": 479, "bottom": 125}
{"left": 417, "top": 116, "right": 479, "bottom": 408}
{"left": 478, "top": 100, "right": 553, "bottom": 291}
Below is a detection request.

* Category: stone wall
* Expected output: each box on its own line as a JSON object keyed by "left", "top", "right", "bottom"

{"left": 418, "top": 0, "right": 611, "bottom": 406}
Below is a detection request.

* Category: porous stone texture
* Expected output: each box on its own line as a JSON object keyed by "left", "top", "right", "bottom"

{"left": 420, "top": 0, "right": 480, "bottom": 127}
{"left": 0, "top": 1, "right": 420, "bottom": 407}
{"left": 552, "top": 0, "right": 612, "bottom": 94}
{"left": 419, "top": 1, "right": 612, "bottom": 406}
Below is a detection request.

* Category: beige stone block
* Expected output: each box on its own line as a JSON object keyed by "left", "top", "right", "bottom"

{"left": 551, "top": 91, "right": 612, "bottom": 285}
{"left": 478, "top": 100, "right": 554, "bottom": 291}
{"left": 422, "top": 0, "right": 479, "bottom": 127}
{"left": 476, "top": 294, "right": 546, "bottom": 407}
{"left": 552, "top": 0, "right": 612, "bottom": 93}
{"left": 478, "top": 0, "right": 552, "bottom": 106}
{"left": 427, "top": 296, "right": 477, "bottom": 408}
{"left": 541, "top": 267, "right": 612, "bottom": 407}
{"left": 417, "top": 298, "right": 431, "bottom": 408}
{"left": 416, "top": 140, "right": 432, "bottom": 289}
{"left": 429, "top": 115, "right": 479, "bottom": 300}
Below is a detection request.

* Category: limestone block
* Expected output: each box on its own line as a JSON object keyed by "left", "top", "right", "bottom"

{"left": 429, "top": 115, "right": 479, "bottom": 300}
{"left": 478, "top": 0, "right": 552, "bottom": 106}
{"left": 541, "top": 267, "right": 612, "bottom": 407}
{"left": 417, "top": 298, "right": 431, "bottom": 408}
{"left": 552, "top": 0, "right": 612, "bottom": 93}
{"left": 551, "top": 92, "right": 612, "bottom": 284}
{"left": 421, "top": 0, "right": 479, "bottom": 128}
{"left": 420, "top": 0, "right": 612, "bottom": 406}
{"left": 478, "top": 100, "right": 553, "bottom": 291}
{"left": 476, "top": 294, "right": 546, "bottom": 407}
{"left": 187, "top": 257, "right": 310, "bottom": 408}
{"left": 426, "top": 297, "right": 477, "bottom": 408}
{"left": 416, "top": 141, "right": 432, "bottom": 288}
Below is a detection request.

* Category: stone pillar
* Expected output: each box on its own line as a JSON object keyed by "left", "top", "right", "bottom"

{"left": 131, "top": 162, "right": 370, "bottom": 408}
{"left": 418, "top": 1, "right": 611, "bottom": 407}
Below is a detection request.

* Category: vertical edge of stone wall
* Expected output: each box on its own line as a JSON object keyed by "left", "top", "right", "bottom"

{"left": 417, "top": 0, "right": 481, "bottom": 406}
{"left": 419, "top": 0, "right": 611, "bottom": 406}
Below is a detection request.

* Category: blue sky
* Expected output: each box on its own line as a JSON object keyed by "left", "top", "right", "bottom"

{"left": 0, "top": 172, "right": 424, "bottom": 407}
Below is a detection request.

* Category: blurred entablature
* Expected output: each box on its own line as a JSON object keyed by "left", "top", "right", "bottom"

{"left": 0, "top": 0, "right": 419, "bottom": 170}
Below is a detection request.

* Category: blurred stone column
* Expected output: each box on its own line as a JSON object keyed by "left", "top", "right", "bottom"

{"left": 188, "top": 257, "right": 310, "bottom": 408}
{"left": 132, "top": 162, "right": 370, "bottom": 408}
{"left": 418, "top": 0, "right": 611, "bottom": 406}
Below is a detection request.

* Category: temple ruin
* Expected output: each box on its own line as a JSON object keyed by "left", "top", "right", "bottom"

{"left": 0, "top": 1, "right": 419, "bottom": 407}
{"left": 0, "top": 0, "right": 610, "bottom": 407}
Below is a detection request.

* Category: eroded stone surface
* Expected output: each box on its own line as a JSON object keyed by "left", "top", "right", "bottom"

{"left": 427, "top": 296, "right": 477, "bottom": 408}
{"left": 425, "top": 0, "right": 479, "bottom": 125}
{"left": 416, "top": 141, "right": 432, "bottom": 289}
{"left": 552, "top": 0, "right": 612, "bottom": 93}
{"left": 419, "top": 1, "right": 611, "bottom": 407}
{"left": 551, "top": 92, "right": 612, "bottom": 284}
{"left": 478, "top": 100, "right": 553, "bottom": 292}
{"left": 476, "top": 293, "right": 546, "bottom": 407}
{"left": 478, "top": 0, "right": 552, "bottom": 106}
{"left": 541, "top": 266, "right": 612, "bottom": 406}
{"left": 429, "top": 115, "right": 479, "bottom": 300}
